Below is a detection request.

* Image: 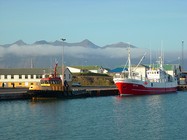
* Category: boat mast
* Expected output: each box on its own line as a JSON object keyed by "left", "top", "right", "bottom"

{"left": 159, "top": 56, "right": 163, "bottom": 70}
{"left": 128, "top": 46, "right": 131, "bottom": 78}
{"left": 61, "top": 38, "right": 66, "bottom": 85}
{"left": 149, "top": 47, "right": 152, "bottom": 69}
{"left": 159, "top": 42, "right": 164, "bottom": 70}
{"left": 54, "top": 62, "right": 58, "bottom": 78}
{"left": 158, "top": 51, "right": 164, "bottom": 71}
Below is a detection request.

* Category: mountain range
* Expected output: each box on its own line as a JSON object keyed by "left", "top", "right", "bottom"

{"left": 1, "top": 39, "right": 136, "bottom": 48}
{"left": 0, "top": 39, "right": 185, "bottom": 69}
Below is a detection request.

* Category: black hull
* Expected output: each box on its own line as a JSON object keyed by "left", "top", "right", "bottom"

{"left": 27, "top": 89, "right": 119, "bottom": 99}
{"left": 28, "top": 90, "right": 65, "bottom": 98}
{"left": 27, "top": 90, "right": 90, "bottom": 99}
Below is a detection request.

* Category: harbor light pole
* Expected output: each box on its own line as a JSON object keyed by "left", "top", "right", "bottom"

{"left": 181, "top": 40, "right": 184, "bottom": 71}
{"left": 61, "top": 38, "right": 66, "bottom": 86}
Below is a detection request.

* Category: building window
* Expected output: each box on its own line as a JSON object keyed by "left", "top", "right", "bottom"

{"left": 19, "top": 75, "right": 22, "bottom": 79}
{"left": 11, "top": 75, "right": 14, "bottom": 79}
{"left": 19, "top": 83, "right": 22, "bottom": 86}
{"left": 69, "top": 74, "right": 71, "bottom": 79}
{"left": 25, "top": 75, "right": 28, "bottom": 79}
{"left": 31, "top": 75, "right": 34, "bottom": 79}
{"left": 36, "top": 75, "right": 41, "bottom": 79}
{"left": 4, "top": 75, "right": 7, "bottom": 79}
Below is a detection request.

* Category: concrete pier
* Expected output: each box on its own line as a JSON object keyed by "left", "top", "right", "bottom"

{"left": 0, "top": 86, "right": 119, "bottom": 100}
{"left": 0, "top": 88, "right": 30, "bottom": 100}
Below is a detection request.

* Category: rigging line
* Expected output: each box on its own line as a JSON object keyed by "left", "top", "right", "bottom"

{"left": 133, "top": 52, "right": 147, "bottom": 71}
{"left": 122, "top": 59, "right": 128, "bottom": 72}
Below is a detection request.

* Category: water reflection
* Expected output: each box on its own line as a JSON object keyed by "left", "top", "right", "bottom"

{"left": 113, "top": 93, "right": 186, "bottom": 139}
{"left": 0, "top": 92, "right": 187, "bottom": 140}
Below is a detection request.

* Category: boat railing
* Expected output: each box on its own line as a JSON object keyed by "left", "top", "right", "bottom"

{"left": 114, "top": 73, "right": 128, "bottom": 79}
{"left": 131, "top": 75, "right": 147, "bottom": 81}
{"left": 114, "top": 72, "right": 148, "bottom": 81}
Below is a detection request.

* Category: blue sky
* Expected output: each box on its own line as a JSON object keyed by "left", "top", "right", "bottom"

{"left": 0, "top": 0, "right": 186, "bottom": 51}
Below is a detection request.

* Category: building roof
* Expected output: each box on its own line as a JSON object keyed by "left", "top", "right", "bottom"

{"left": 0, "top": 68, "right": 45, "bottom": 75}
{"left": 71, "top": 65, "right": 102, "bottom": 70}
{"left": 163, "top": 64, "right": 174, "bottom": 71}
{"left": 110, "top": 68, "right": 127, "bottom": 73}
{"left": 146, "top": 64, "right": 178, "bottom": 71}
{"left": 0, "top": 67, "right": 69, "bottom": 75}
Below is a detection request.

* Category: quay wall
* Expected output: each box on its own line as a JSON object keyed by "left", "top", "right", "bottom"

{"left": 0, "top": 87, "right": 119, "bottom": 100}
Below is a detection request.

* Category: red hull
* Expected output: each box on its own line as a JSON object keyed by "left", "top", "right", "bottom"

{"left": 115, "top": 82, "right": 177, "bottom": 95}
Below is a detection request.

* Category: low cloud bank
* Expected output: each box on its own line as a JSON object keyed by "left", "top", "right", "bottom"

{"left": 0, "top": 44, "right": 183, "bottom": 62}
{"left": 0, "top": 44, "right": 147, "bottom": 58}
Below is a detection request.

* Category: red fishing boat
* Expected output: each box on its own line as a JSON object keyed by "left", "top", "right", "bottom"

{"left": 113, "top": 48, "right": 177, "bottom": 95}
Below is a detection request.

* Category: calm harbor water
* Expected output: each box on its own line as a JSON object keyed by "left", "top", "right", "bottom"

{"left": 0, "top": 91, "right": 187, "bottom": 140}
